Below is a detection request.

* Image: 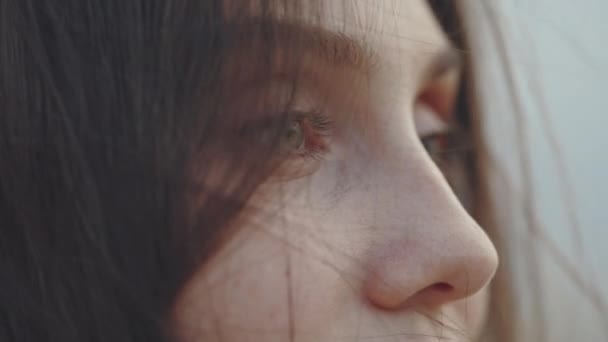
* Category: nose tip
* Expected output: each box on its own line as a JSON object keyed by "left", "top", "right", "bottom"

{"left": 363, "top": 226, "right": 498, "bottom": 310}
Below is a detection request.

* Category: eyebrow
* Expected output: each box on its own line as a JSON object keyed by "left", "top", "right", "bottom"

{"left": 225, "top": 19, "right": 462, "bottom": 78}
{"left": 225, "top": 19, "right": 377, "bottom": 72}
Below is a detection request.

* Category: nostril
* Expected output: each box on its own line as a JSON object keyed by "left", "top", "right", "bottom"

{"left": 362, "top": 231, "right": 498, "bottom": 311}
{"left": 401, "top": 282, "right": 456, "bottom": 309}
{"left": 431, "top": 282, "right": 454, "bottom": 292}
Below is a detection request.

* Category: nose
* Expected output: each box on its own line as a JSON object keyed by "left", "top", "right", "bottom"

{"left": 361, "top": 158, "right": 498, "bottom": 310}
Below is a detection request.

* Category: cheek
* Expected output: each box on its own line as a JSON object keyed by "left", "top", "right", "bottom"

{"left": 170, "top": 211, "right": 360, "bottom": 342}
{"left": 171, "top": 228, "right": 293, "bottom": 341}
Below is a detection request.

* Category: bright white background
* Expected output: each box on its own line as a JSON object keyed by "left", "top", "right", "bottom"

{"left": 462, "top": 1, "right": 608, "bottom": 341}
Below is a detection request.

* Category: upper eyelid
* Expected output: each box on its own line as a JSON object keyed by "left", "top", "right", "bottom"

{"left": 422, "top": 47, "right": 464, "bottom": 82}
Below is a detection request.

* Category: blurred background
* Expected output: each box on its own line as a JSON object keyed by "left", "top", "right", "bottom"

{"left": 463, "top": 0, "right": 608, "bottom": 340}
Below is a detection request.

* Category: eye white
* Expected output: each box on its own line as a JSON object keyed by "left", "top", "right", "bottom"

{"left": 413, "top": 103, "right": 448, "bottom": 137}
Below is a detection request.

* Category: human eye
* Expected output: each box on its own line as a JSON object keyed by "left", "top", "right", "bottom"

{"left": 272, "top": 111, "right": 333, "bottom": 159}
{"left": 415, "top": 103, "right": 474, "bottom": 209}
{"left": 238, "top": 108, "right": 334, "bottom": 181}
{"left": 415, "top": 103, "right": 464, "bottom": 159}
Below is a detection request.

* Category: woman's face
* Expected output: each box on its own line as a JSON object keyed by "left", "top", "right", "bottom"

{"left": 174, "top": 0, "right": 499, "bottom": 341}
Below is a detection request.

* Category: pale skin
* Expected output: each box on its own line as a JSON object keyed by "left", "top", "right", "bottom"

{"left": 173, "top": 1, "right": 499, "bottom": 341}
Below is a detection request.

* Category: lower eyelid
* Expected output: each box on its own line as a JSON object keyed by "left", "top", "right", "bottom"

{"left": 302, "top": 124, "right": 330, "bottom": 153}
{"left": 270, "top": 154, "right": 325, "bottom": 182}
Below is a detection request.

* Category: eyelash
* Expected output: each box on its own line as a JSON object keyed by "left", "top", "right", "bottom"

{"left": 421, "top": 131, "right": 451, "bottom": 157}
{"left": 285, "top": 111, "right": 334, "bottom": 160}
{"left": 420, "top": 127, "right": 475, "bottom": 207}
{"left": 420, "top": 127, "right": 466, "bottom": 163}
{"left": 237, "top": 110, "right": 334, "bottom": 160}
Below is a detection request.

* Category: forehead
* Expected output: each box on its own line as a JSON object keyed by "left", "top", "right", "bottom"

{"left": 317, "top": 0, "right": 450, "bottom": 80}
{"left": 226, "top": 0, "right": 449, "bottom": 54}
{"left": 314, "top": 0, "right": 448, "bottom": 49}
